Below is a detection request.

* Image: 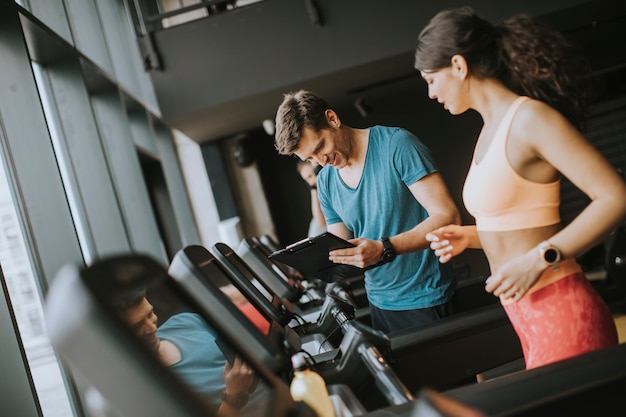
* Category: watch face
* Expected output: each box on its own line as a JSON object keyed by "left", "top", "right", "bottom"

{"left": 539, "top": 241, "right": 560, "bottom": 266}
{"left": 382, "top": 249, "right": 396, "bottom": 263}
{"left": 544, "top": 248, "right": 559, "bottom": 264}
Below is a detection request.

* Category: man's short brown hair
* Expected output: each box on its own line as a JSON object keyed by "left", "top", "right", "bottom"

{"left": 274, "top": 90, "right": 332, "bottom": 156}
{"left": 111, "top": 288, "right": 146, "bottom": 312}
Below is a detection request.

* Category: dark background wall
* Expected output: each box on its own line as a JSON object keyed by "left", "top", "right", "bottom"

{"left": 146, "top": 0, "right": 601, "bottom": 142}
{"left": 138, "top": 0, "right": 626, "bottom": 280}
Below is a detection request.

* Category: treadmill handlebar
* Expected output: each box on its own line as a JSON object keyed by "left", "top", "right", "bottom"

{"left": 330, "top": 306, "right": 353, "bottom": 333}
{"left": 326, "top": 282, "right": 357, "bottom": 307}
{"left": 331, "top": 309, "right": 414, "bottom": 406}
{"left": 357, "top": 344, "right": 414, "bottom": 405}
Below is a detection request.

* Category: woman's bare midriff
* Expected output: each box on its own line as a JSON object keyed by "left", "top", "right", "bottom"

{"left": 478, "top": 223, "right": 581, "bottom": 304}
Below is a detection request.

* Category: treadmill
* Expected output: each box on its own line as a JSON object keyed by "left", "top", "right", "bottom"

{"left": 237, "top": 236, "right": 369, "bottom": 324}
{"left": 248, "top": 235, "right": 369, "bottom": 306}
{"left": 44, "top": 254, "right": 310, "bottom": 417}
{"left": 45, "top": 253, "right": 626, "bottom": 417}
{"left": 361, "top": 341, "right": 626, "bottom": 417}
{"left": 173, "top": 243, "right": 525, "bottom": 410}
{"left": 212, "top": 242, "right": 356, "bottom": 341}
{"left": 238, "top": 243, "right": 526, "bottom": 389}
{"left": 170, "top": 244, "right": 415, "bottom": 410}
{"left": 235, "top": 237, "right": 329, "bottom": 323}
{"left": 219, "top": 240, "right": 520, "bottom": 387}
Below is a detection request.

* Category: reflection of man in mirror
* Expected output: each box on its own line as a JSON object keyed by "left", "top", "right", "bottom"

{"left": 114, "top": 289, "right": 257, "bottom": 417}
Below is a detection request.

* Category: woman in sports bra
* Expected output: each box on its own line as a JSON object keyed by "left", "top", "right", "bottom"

{"left": 414, "top": 7, "right": 626, "bottom": 369}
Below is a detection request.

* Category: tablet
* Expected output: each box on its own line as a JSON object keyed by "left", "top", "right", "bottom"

{"left": 268, "top": 232, "right": 365, "bottom": 282}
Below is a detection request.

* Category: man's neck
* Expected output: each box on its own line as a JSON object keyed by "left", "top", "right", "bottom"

{"left": 338, "top": 127, "right": 370, "bottom": 188}
{"left": 343, "top": 127, "right": 369, "bottom": 169}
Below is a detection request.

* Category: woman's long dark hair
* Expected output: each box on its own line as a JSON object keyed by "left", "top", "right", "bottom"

{"left": 415, "top": 6, "right": 591, "bottom": 130}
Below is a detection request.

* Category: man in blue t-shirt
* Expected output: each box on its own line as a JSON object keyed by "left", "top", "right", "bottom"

{"left": 115, "top": 290, "right": 259, "bottom": 416}
{"left": 274, "top": 90, "right": 461, "bottom": 334}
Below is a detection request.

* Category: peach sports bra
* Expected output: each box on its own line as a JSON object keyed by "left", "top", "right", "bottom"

{"left": 463, "top": 96, "right": 561, "bottom": 231}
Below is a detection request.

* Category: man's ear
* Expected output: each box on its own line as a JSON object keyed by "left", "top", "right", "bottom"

{"left": 451, "top": 54, "right": 469, "bottom": 80}
{"left": 325, "top": 109, "right": 340, "bottom": 128}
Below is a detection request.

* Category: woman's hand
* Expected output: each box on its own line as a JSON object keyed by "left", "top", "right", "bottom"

{"left": 484, "top": 249, "right": 544, "bottom": 302}
{"left": 425, "top": 224, "right": 472, "bottom": 263}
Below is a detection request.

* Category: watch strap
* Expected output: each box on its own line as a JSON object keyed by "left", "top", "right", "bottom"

{"left": 380, "top": 237, "right": 396, "bottom": 263}
{"left": 221, "top": 390, "right": 250, "bottom": 409}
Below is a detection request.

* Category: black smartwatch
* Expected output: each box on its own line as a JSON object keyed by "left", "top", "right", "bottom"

{"left": 380, "top": 237, "right": 397, "bottom": 264}
{"left": 221, "top": 390, "right": 250, "bottom": 409}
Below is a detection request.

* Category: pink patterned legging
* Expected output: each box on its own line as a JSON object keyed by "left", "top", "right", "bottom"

{"left": 504, "top": 272, "right": 618, "bottom": 369}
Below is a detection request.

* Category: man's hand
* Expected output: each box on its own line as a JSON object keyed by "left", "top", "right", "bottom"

{"left": 224, "top": 355, "right": 256, "bottom": 395}
{"left": 328, "top": 237, "right": 382, "bottom": 268}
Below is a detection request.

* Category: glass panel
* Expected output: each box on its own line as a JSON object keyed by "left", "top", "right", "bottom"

{"left": 31, "top": 62, "right": 94, "bottom": 264}
{"left": 0, "top": 158, "right": 74, "bottom": 417}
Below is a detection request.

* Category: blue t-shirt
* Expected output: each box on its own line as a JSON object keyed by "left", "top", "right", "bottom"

{"left": 158, "top": 312, "right": 226, "bottom": 408}
{"left": 317, "top": 126, "right": 454, "bottom": 310}
{"left": 158, "top": 312, "right": 268, "bottom": 415}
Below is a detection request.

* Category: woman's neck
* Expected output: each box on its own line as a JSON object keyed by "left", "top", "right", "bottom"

{"left": 471, "top": 79, "right": 518, "bottom": 125}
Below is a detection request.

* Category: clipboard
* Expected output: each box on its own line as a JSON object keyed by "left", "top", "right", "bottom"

{"left": 268, "top": 232, "right": 365, "bottom": 282}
